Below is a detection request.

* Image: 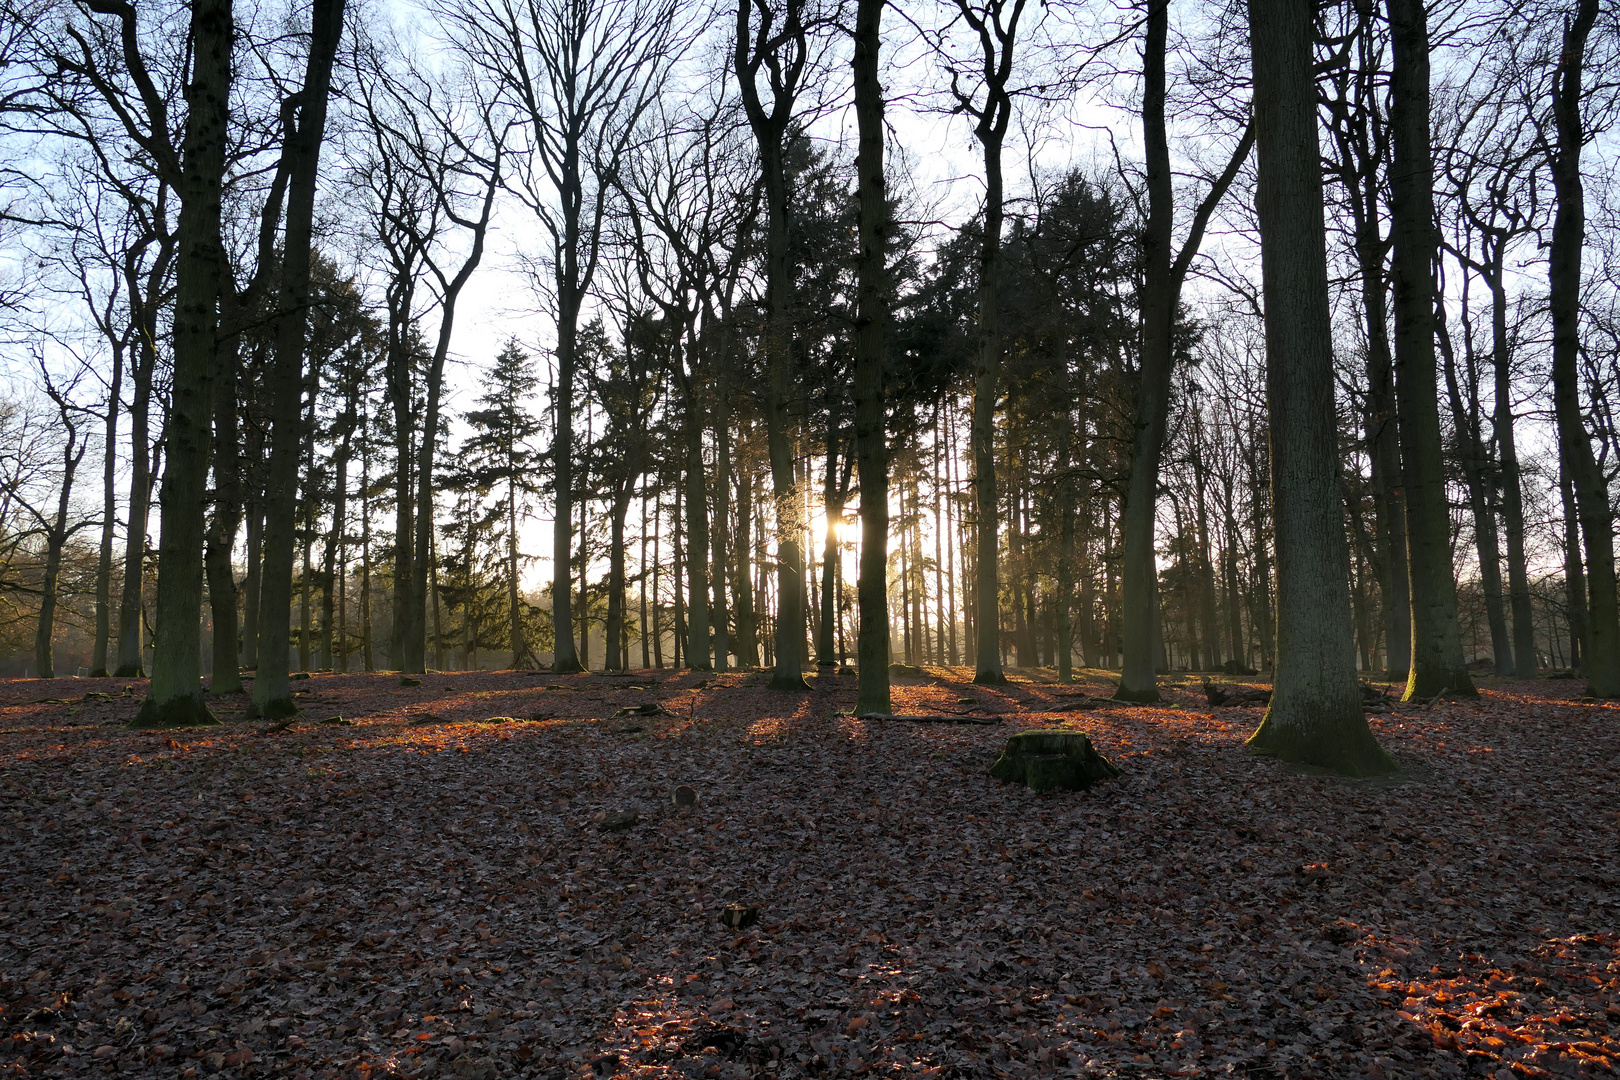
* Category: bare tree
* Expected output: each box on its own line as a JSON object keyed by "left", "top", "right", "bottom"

{"left": 851, "top": 0, "right": 889, "bottom": 713}
{"left": 344, "top": 27, "right": 507, "bottom": 677}
{"left": 58, "top": 0, "right": 236, "bottom": 727}
{"left": 248, "top": 0, "right": 351, "bottom": 719}
{"left": 1544, "top": 0, "right": 1618, "bottom": 697}
{"left": 734, "top": 0, "right": 820, "bottom": 690}
{"left": 23, "top": 366, "right": 93, "bottom": 679}
{"left": 1436, "top": 78, "right": 1542, "bottom": 678}
{"left": 1243, "top": 0, "right": 1395, "bottom": 776}
{"left": 1319, "top": 0, "right": 1409, "bottom": 681}
{"left": 1114, "top": 0, "right": 1253, "bottom": 702}
{"left": 940, "top": 0, "right": 1027, "bottom": 685}
{"left": 440, "top": 0, "right": 682, "bottom": 674}
{"left": 1385, "top": 0, "right": 1476, "bottom": 701}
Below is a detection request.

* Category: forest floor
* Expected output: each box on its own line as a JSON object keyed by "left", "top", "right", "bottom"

{"left": 0, "top": 666, "right": 1616, "bottom": 1080}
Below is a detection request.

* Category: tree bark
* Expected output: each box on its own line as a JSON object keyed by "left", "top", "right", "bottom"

{"left": 852, "top": 0, "right": 889, "bottom": 713}
{"left": 320, "top": 419, "right": 353, "bottom": 670}
{"left": 682, "top": 343, "right": 712, "bottom": 671}
{"left": 1385, "top": 0, "right": 1475, "bottom": 701}
{"left": 90, "top": 339, "right": 122, "bottom": 676}
{"left": 1437, "top": 309, "right": 1511, "bottom": 673}
{"left": 1547, "top": 0, "right": 1617, "bottom": 697}
{"left": 1559, "top": 462, "right": 1588, "bottom": 670}
{"left": 247, "top": 0, "right": 348, "bottom": 718}
{"left": 204, "top": 308, "right": 244, "bottom": 693}
{"left": 34, "top": 419, "right": 85, "bottom": 679}
{"left": 1488, "top": 269, "right": 1536, "bottom": 677}
{"left": 1243, "top": 0, "right": 1395, "bottom": 775}
{"left": 130, "top": 0, "right": 234, "bottom": 727}
{"left": 1117, "top": 0, "right": 1254, "bottom": 699}
{"left": 114, "top": 252, "right": 162, "bottom": 679}
{"left": 733, "top": 464, "right": 758, "bottom": 666}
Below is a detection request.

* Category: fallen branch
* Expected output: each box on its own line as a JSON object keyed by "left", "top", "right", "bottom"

{"left": 856, "top": 712, "right": 1001, "bottom": 726}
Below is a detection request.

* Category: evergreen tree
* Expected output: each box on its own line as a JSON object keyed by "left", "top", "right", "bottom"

{"left": 461, "top": 338, "right": 545, "bottom": 669}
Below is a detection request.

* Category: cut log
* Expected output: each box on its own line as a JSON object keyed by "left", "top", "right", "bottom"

{"left": 857, "top": 712, "right": 1000, "bottom": 726}
{"left": 1201, "top": 679, "right": 1272, "bottom": 707}
{"left": 718, "top": 903, "right": 758, "bottom": 929}
{"left": 597, "top": 810, "right": 638, "bottom": 832}
{"left": 613, "top": 703, "right": 667, "bottom": 717}
{"left": 988, "top": 729, "right": 1120, "bottom": 792}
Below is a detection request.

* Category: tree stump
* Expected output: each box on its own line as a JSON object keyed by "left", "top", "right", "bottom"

{"left": 988, "top": 729, "right": 1120, "bottom": 792}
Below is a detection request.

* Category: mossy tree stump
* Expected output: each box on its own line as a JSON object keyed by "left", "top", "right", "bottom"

{"left": 989, "top": 729, "right": 1120, "bottom": 792}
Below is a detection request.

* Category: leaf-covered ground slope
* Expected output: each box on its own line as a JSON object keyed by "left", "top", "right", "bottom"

{"left": 1, "top": 668, "right": 1616, "bottom": 1079}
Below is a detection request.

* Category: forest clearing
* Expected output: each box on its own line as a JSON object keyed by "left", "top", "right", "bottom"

{"left": 1, "top": 669, "right": 1615, "bottom": 1079}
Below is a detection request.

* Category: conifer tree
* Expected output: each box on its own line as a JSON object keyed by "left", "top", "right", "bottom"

{"left": 461, "top": 338, "right": 545, "bottom": 669}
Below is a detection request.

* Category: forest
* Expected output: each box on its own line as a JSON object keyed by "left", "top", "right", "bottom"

{"left": 0, "top": 0, "right": 1618, "bottom": 1077}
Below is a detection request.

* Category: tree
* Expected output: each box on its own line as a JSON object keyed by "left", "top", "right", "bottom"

{"left": 25, "top": 370, "right": 92, "bottom": 679}
{"left": 93, "top": 0, "right": 235, "bottom": 729}
{"left": 1321, "top": 0, "right": 1410, "bottom": 681}
{"left": 851, "top": 0, "right": 889, "bottom": 714}
{"left": 1385, "top": 0, "right": 1475, "bottom": 701}
{"left": 1243, "top": 0, "right": 1396, "bottom": 777}
{"left": 1545, "top": 0, "right": 1618, "bottom": 697}
{"left": 735, "top": 0, "right": 820, "bottom": 690}
{"left": 248, "top": 0, "right": 351, "bottom": 720}
{"left": 462, "top": 339, "right": 545, "bottom": 669}
{"left": 1436, "top": 93, "right": 1541, "bottom": 678}
{"left": 1115, "top": 0, "right": 1253, "bottom": 701}
{"left": 942, "top": 0, "right": 1026, "bottom": 685}
{"left": 442, "top": 0, "right": 681, "bottom": 675}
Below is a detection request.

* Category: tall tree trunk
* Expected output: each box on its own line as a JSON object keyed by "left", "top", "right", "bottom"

{"left": 1559, "top": 463, "right": 1588, "bottom": 671}
{"left": 734, "top": 0, "right": 809, "bottom": 691}
{"left": 414, "top": 237, "right": 498, "bottom": 676}
{"left": 204, "top": 312, "right": 244, "bottom": 693}
{"left": 1385, "top": 0, "right": 1475, "bottom": 700}
{"left": 672, "top": 482, "right": 684, "bottom": 669}
{"left": 242, "top": 498, "right": 262, "bottom": 669}
{"left": 388, "top": 348, "right": 414, "bottom": 670}
{"left": 817, "top": 426, "right": 841, "bottom": 668}
{"left": 1117, "top": 0, "right": 1253, "bottom": 699}
{"left": 605, "top": 485, "right": 631, "bottom": 670}
{"left": 1438, "top": 312, "right": 1512, "bottom": 673}
{"left": 508, "top": 470, "right": 529, "bottom": 669}
{"left": 1192, "top": 440, "right": 1221, "bottom": 670}
{"left": 1116, "top": 0, "right": 1174, "bottom": 701}
{"left": 430, "top": 526, "right": 444, "bottom": 670}
{"left": 90, "top": 343, "right": 122, "bottom": 677}
{"left": 1243, "top": 0, "right": 1395, "bottom": 775}
{"left": 361, "top": 438, "right": 375, "bottom": 671}
{"left": 640, "top": 491, "right": 651, "bottom": 670}
{"left": 652, "top": 493, "right": 665, "bottom": 668}
{"left": 933, "top": 432, "right": 948, "bottom": 667}
{"left": 1361, "top": 261, "right": 1411, "bottom": 681}
{"left": 852, "top": 0, "right": 890, "bottom": 713}
{"left": 712, "top": 389, "right": 732, "bottom": 671}
{"left": 247, "top": 0, "right": 348, "bottom": 719}
{"left": 1488, "top": 269, "right": 1537, "bottom": 676}
{"left": 734, "top": 465, "right": 758, "bottom": 666}
{"left": 683, "top": 370, "right": 712, "bottom": 671}
{"left": 970, "top": 137, "right": 1006, "bottom": 686}
{"left": 550, "top": 286, "right": 584, "bottom": 672}
{"left": 320, "top": 427, "right": 352, "bottom": 670}
{"left": 1547, "top": 0, "right": 1617, "bottom": 697}
{"left": 299, "top": 489, "right": 314, "bottom": 672}
{"left": 115, "top": 295, "right": 156, "bottom": 677}
{"left": 35, "top": 427, "right": 85, "bottom": 679}
{"left": 131, "top": 0, "right": 235, "bottom": 728}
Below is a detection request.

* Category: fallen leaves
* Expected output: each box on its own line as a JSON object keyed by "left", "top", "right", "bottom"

{"left": 0, "top": 670, "right": 1615, "bottom": 1080}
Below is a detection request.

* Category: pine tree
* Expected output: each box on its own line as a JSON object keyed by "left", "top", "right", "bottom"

{"left": 461, "top": 338, "right": 545, "bottom": 669}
